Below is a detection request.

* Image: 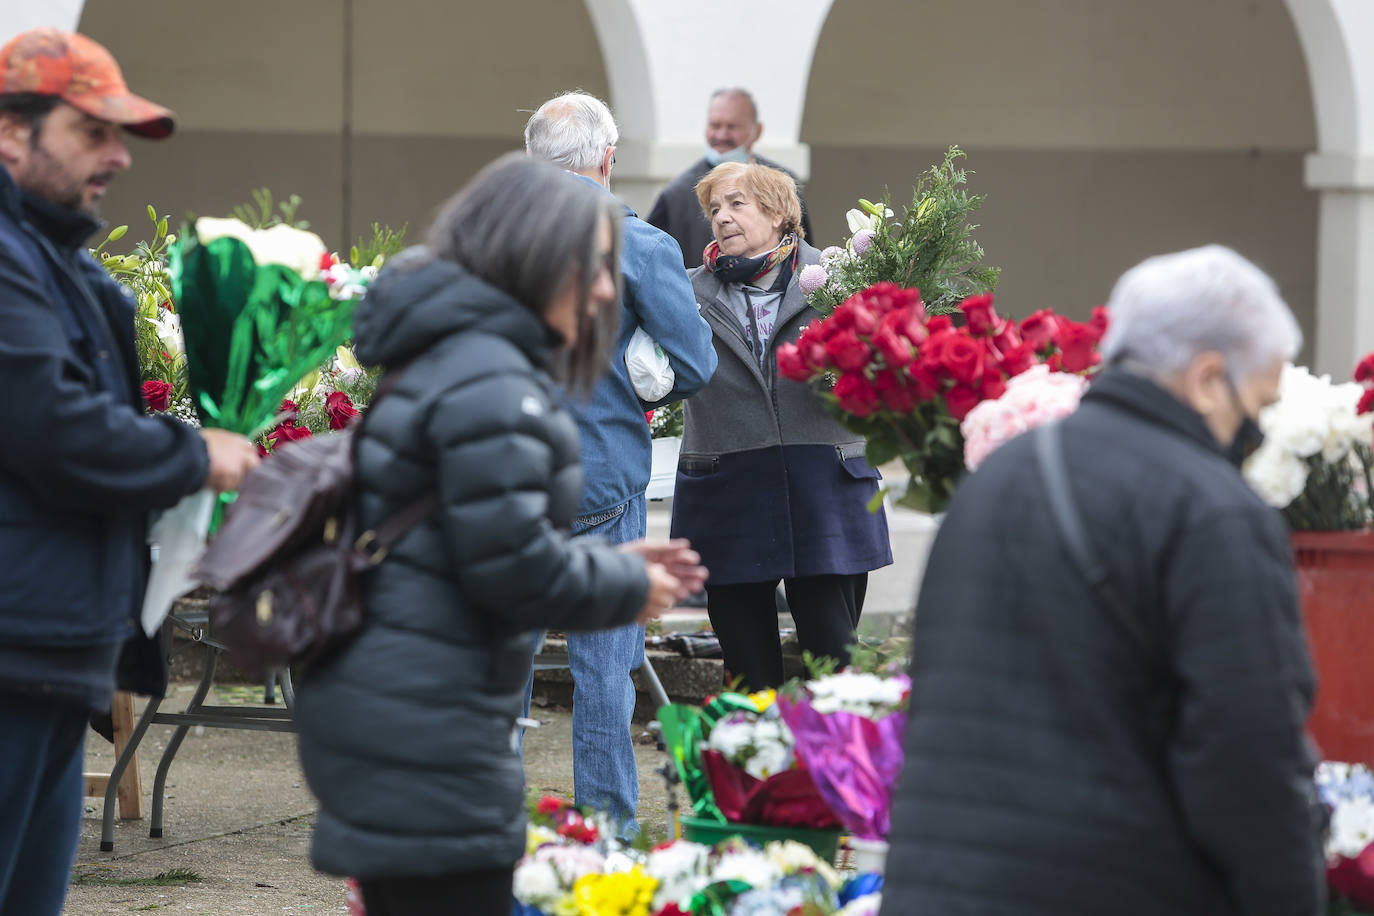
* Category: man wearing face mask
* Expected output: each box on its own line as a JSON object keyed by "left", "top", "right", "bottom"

{"left": 647, "top": 88, "right": 813, "bottom": 269}
{"left": 880, "top": 245, "right": 1326, "bottom": 916}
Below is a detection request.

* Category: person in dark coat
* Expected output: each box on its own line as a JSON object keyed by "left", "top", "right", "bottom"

{"left": 671, "top": 161, "right": 891, "bottom": 690}
{"left": 646, "top": 88, "right": 813, "bottom": 269}
{"left": 0, "top": 30, "right": 260, "bottom": 916}
{"left": 881, "top": 245, "right": 1326, "bottom": 916}
{"left": 292, "top": 154, "right": 703, "bottom": 916}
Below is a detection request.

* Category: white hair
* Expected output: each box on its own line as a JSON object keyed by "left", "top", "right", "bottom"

{"left": 1099, "top": 244, "right": 1302, "bottom": 382}
{"left": 523, "top": 91, "right": 619, "bottom": 172}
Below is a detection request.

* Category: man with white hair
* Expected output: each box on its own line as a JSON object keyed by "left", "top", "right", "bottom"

{"left": 881, "top": 245, "right": 1326, "bottom": 916}
{"left": 647, "top": 88, "right": 813, "bottom": 268}
{"left": 522, "top": 91, "right": 716, "bottom": 834}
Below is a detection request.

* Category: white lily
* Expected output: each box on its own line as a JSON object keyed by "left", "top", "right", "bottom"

{"left": 845, "top": 203, "right": 894, "bottom": 235}
{"left": 145, "top": 309, "right": 184, "bottom": 360}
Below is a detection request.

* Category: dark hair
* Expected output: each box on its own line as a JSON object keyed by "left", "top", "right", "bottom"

{"left": 0, "top": 92, "right": 60, "bottom": 139}
{"left": 426, "top": 152, "right": 622, "bottom": 395}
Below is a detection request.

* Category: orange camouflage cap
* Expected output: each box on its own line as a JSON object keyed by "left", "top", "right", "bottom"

{"left": 0, "top": 28, "right": 174, "bottom": 139}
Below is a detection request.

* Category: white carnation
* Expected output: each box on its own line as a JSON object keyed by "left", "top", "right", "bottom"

{"left": 512, "top": 860, "right": 561, "bottom": 905}
{"left": 1329, "top": 796, "right": 1374, "bottom": 858}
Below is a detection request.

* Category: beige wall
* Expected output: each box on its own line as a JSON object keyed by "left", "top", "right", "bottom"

{"left": 802, "top": 0, "right": 1318, "bottom": 355}
{"left": 79, "top": 0, "right": 607, "bottom": 249}
{"left": 81, "top": 0, "right": 1319, "bottom": 356}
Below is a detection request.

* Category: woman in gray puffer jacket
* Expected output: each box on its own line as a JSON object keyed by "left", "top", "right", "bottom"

{"left": 293, "top": 154, "right": 696, "bottom": 916}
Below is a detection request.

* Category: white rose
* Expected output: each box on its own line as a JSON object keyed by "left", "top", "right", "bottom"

{"left": 512, "top": 860, "right": 561, "bottom": 905}
{"left": 194, "top": 216, "right": 328, "bottom": 281}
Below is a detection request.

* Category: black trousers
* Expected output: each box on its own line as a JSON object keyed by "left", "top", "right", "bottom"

{"left": 706, "top": 573, "right": 867, "bottom": 691}
{"left": 358, "top": 866, "right": 512, "bottom": 916}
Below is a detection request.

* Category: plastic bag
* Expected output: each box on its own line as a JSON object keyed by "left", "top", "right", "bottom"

{"left": 625, "top": 326, "right": 674, "bottom": 401}
{"left": 141, "top": 488, "right": 217, "bottom": 636}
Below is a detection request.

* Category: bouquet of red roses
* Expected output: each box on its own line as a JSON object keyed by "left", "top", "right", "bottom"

{"left": 777, "top": 282, "right": 1105, "bottom": 513}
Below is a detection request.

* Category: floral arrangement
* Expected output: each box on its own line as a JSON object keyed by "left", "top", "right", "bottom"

{"left": 960, "top": 363, "right": 1091, "bottom": 471}
{"left": 1243, "top": 362, "right": 1374, "bottom": 531}
{"left": 801, "top": 146, "right": 999, "bottom": 318}
{"left": 1316, "top": 762, "right": 1374, "bottom": 913}
{"left": 777, "top": 283, "right": 1105, "bottom": 512}
{"left": 512, "top": 796, "right": 883, "bottom": 916}
{"left": 660, "top": 691, "right": 841, "bottom": 832}
{"left": 648, "top": 402, "right": 684, "bottom": 439}
{"left": 776, "top": 664, "right": 911, "bottom": 842}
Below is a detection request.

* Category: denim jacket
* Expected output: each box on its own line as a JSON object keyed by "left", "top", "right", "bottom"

{"left": 567, "top": 176, "right": 716, "bottom": 519}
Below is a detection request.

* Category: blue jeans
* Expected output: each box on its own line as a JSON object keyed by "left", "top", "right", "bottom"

{"left": 0, "top": 694, "right": 87, "bottom": 916}
{"left": 523, "top": 493, "right": 646, "bottom": 835}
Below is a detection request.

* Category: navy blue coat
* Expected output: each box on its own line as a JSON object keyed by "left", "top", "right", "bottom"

{"left": 0, "top": 167, "right": 208, "bottom": 706}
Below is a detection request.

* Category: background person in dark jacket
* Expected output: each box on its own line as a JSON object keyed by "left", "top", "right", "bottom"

{"left": 671, "top": 162, "right": 891, "bottom": 690}
{"left": 522, "top": 90, "right": 716, "bottom": 837}
{"left": 293, "top": 154, "right": 702, "bottom": 916}
{"left": 881, "top": 245, "right": 1325, "bottom": 916}
{"left": 647, "top": 88, "right": 814, "bottom": 269}
{"left": 0, "top": 29, "right": 260, "bottom": 916}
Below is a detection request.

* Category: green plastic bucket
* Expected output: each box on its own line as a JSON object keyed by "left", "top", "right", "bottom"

{"left": 678, "top": 815, "right": 841, "bottom": 861}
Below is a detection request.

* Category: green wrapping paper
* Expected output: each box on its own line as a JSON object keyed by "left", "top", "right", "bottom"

{"left": 171, "top": 236, "right": 356, "bottom": 437}
{"left": 658, "top": 694, "right": 766, "bottom": 825}
{"left": 686, "top": 880, "right": 753, "bottom": 916}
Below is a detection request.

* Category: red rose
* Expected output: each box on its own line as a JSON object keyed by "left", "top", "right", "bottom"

{"left": 266, "top": 422, "right": 313, "bottom": 450}
{"left": 800, "top": 336, "right": 831, "bottom": 372}
{"left": 834, "top": 372, "right": 881, "bottom": 417}
{"left": 777, "top": 342, "right": 812, "bottom": 382}
{"left": 1020, "top": 309, "right": 1062, "bottom": 352}
{"left": 909, "top": 360, "right": 940, "bottom": 400}
{"left": 849, "top": 303, "right": 878, "bottom": 336}
{"left": 1357, "top": 353, "right": 1374, "bottom": 384}
{"left": 959, "top": 293, "right": 1001, "bottom": 336}
{"left": 1089, "top": 305, "right": 1110, "bottom": 338}
{"left": 999, "top": 342, "right": 1037, "bottom": 377}
{"left": 256, "top": 443, "right": 269, "bottom": 459}
{"left": 981, "top": 370, "right": 1007, "bottom": 401}
{"left": 938, "top": 335, "right": 985, "bottom": 385}
{"left": 944, "top": 383, "right": 982, "bottom": 421}
{"left": 278, "top": 398, "right": 301, "bottom": 423}
{"left": 863, "top": 283, "right": 914, "bottom": 317}
{"left": 990, "top": 320, "right": 1021, "bottom": 355}
{"left": 1054, "top": 322, "right": 1102, "bottom": 373}
{"left": 872, "top": 321, "right": 913, "bottom": 368}
{"left": 895, "top": 305, "right": 927, "bottom": 345}
{"left": 926, "top": 315, "right": 953, "bottom": 334}
{"left": 827, "top": 300, "right": 858, "bottom": 332}
{"left": 325, "top": 391, "right": 361, "bottom": 430}
{"left": 141, "top": 379, "right": 172, "bottom": 412}
{"left": 919, "top": 326, "right": 954, "bottom": 364}
{"left": 1359, "top": 387, "right": 1374, "bottom": 416}
{"left": 535, "top": 796, "right": 570, "bottom": 817}
{"left": 825, "top": 329, "right": 871, "bottom": 373}
{"left": 874, "top": 371, "right": 918, "bottom": 412}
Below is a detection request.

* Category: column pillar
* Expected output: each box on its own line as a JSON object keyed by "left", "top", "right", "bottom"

{"left": 584, "top": 0, "right": 834, "bottom": 215}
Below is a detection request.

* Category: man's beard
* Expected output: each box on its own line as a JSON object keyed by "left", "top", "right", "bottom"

{"left": 22, "top": 142, "right": 112, "bottom": 218}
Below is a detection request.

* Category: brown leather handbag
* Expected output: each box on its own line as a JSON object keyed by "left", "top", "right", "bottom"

{"left": 192, "top": 373, "right": 437, "bottom": 675}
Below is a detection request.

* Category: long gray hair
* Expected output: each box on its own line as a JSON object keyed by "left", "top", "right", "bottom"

{"left": 426, "top": 152, "right": 622, "bottom": 394}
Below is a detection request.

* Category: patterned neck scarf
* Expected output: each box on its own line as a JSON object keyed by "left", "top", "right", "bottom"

{"left": 702, "top": 233, "right": 798, "bottom": 291}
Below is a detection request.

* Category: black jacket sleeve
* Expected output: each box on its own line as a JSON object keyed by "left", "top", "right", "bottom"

{"left": 0, "top": 244, "right": 208, "bottom": 514}
{"left": 427, "top": 370, "right": 649, "bottom": 632}
{"left": 1163, "top": 506, "right": 1326, "bottom": 916}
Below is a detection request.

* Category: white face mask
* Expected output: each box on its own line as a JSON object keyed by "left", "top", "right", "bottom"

{"left": 705, "top": 146, "right": 750, "bottom": 167}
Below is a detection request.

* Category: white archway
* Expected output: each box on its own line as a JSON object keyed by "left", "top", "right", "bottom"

{"left": 583, "top": 0, "right": 835, "bottom": 215}
{"left": 1284, "top": 0, "right": 1374, "bottom": 374}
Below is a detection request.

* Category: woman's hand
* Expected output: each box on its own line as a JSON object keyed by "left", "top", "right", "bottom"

{"left": 637, "top": 562, "right": 682, "bottom": 624}
{"left": 621, "top": 538, "right": 709, "bottom": 600}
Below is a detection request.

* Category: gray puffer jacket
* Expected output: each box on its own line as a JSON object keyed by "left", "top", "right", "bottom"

{"left": 294, "top": 254, "right": 649, "bottom": 879}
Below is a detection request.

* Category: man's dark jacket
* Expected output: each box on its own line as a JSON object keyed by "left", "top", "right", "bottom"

{"left": 646, "top": 154, "right": 815, "bottom": 269}
{"left": 294, "top": 256, "right": 650, "bottom": 879}
{"left": 0, "top": 166, "right": 207, "bottom": 707}
{"left": 881, "top": 370, "right": 1325, "bottom": 916}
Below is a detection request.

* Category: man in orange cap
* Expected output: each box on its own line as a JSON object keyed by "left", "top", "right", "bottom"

{"left": 0, "top": 28, "right": 259, "bottom": 915}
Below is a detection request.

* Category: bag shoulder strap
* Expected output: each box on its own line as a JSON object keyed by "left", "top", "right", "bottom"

{"left": 1033, "top": 421, "right": 1157, "bottom": 661}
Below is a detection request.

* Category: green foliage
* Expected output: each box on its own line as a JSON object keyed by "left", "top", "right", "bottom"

{"left": 93, "top": 207, "right": 189, "bottom": 404}
{"left": 649, "top": 400, "right": 684, "bottom": 439}
{"left": 229, "top": 187, "right": 308, "bottom": 230}
{"left": 351, "top": 221, "right": 409, "bottom": 268}
{"left": 1283, "top": 444, "right": 1374, "bottom": 531}
{"left": 807, "top": 146, "right": 1000, "bottom": 317}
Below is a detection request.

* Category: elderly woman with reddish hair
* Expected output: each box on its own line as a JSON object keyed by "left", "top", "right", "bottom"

{"left": 670, "top": 162, "right": 891, "bottom": 690}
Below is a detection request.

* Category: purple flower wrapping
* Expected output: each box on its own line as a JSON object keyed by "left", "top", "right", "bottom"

{"left": 775, "top": 697, "right": 906, "bottom": 840}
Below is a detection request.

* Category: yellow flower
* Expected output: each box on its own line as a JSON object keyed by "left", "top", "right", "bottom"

{"left": 572, "top": 866, "right": 657, "bottom": 916}
{"left": 748, "top": 689, "right": 777, "bottom": 712}
{"left": 552, "top": 892, "right": 580, "bottom": 916}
